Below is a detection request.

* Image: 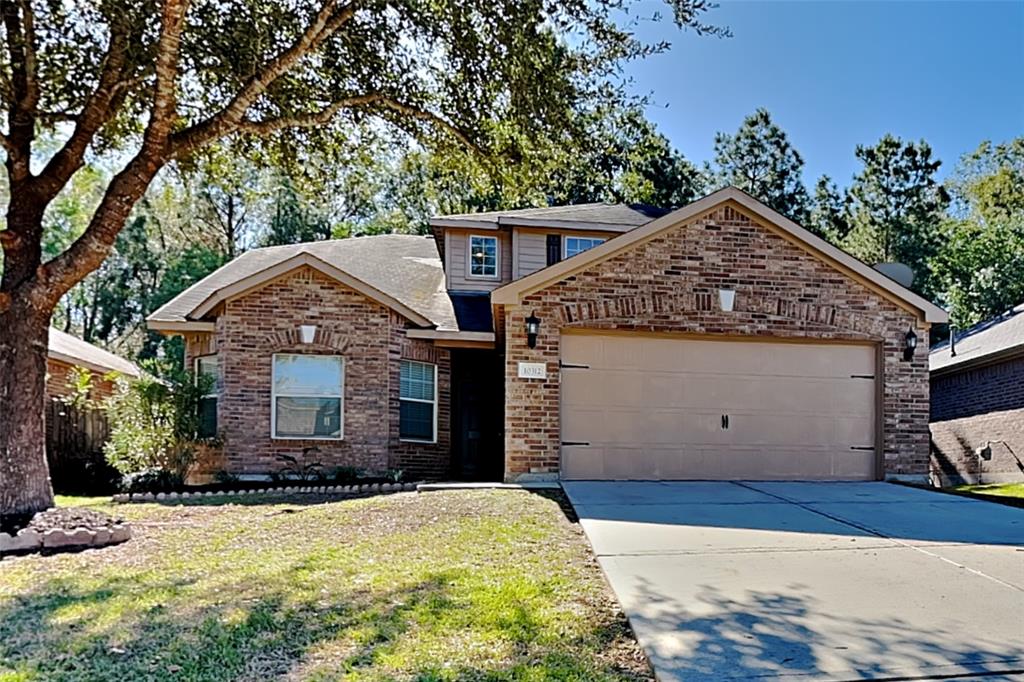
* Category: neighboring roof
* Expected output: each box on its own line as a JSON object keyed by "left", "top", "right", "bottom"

{"left": 491, "top": 186, "right": 949, "bottom": 325}
{"left": 48, "top": 328, "right": 141, "bottom": 378}
{"left": 148, "top": 234, "right": 458, "bottom": 331}
{"left": 448, "top": 291, "right": 494, "bottom": 333}
{"left": 930, "top": 303, "right": 1024, "bottom": 375}
{"left": 430, "top": 203, "right": 667, "bottom": 232}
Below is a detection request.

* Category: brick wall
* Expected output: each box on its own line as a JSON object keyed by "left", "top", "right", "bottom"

{"left": 929, "top": 355, "right": 1024, "bottom": 484}
{"left": 503, "top": 202, "right": 930, "bottom": 481}
{"left": 45, "top": 358, "right": 118, "bottom": 403}
{"left": 205, "top": 266, "right": 450, "bottom": 479}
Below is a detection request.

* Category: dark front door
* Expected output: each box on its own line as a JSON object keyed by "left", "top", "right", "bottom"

{"left": 451, "top": 349, "right": 503, "bottom": 481}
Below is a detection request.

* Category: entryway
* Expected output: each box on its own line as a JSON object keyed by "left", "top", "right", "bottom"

{"left": 450, "top": 349, "right": 504, "bottom": 481}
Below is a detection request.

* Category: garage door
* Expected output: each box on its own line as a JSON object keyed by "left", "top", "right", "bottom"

{"left": 560, "top": 334, "right": 877, "bottom": 480}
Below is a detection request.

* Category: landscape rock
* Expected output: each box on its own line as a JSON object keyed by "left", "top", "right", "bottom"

{"left": 110, "top": 525, "right": 132, "bottom": 543}
{"left": 92, "top": 528, "right": 112, "bottom": 545}
{"left": 3, "top": 529, "right": 42, "bottom": 552}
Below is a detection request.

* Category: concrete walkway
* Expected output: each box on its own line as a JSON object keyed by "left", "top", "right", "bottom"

{"left": 563, "top": 481, "right": 1024, "bottom": 681}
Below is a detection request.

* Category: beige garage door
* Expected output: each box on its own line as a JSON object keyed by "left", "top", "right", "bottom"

{"left": 560, "top": 334, "right": 877, "bottom": 480}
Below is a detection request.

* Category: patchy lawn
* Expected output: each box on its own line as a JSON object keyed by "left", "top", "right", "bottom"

{"left": 952, "top": 482, "right": 1024, "bottom": 502}
{"left": 0, "top": 490, "right": 650, "bottom": 682}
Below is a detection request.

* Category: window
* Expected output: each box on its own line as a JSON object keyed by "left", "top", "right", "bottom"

{"left": 400, "top": 360, "right": 437, "bottom": 442}
{"left": 469, "top": 235, "right": 498, "bottom": 278}
{"left": 272, "top": 354, "right": 344, "bottom": 439}
{"left": 564, "top": 236, "right": 605, "bottom": 258}
{"left": 194, "top": 355, "right": 219, "bottom": 438}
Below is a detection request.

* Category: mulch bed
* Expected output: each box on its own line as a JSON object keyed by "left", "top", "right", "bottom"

{"left": 1, "top": 506, "right": 123, "bottom": 536}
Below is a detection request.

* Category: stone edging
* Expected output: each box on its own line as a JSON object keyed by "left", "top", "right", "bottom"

{"left": 112, "top": 481, "right": 420, "bottom": 503}
{"left": 0, "top": 524, "right": 133, "bottom": 556}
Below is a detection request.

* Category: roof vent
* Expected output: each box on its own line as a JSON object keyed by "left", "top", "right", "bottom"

{"left": 873, "top": 262, "right": 914, "bottom": 289}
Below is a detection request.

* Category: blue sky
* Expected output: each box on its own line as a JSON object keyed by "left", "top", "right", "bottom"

{"left": 622, "top": 0, "right": 1024, "bottom": 186}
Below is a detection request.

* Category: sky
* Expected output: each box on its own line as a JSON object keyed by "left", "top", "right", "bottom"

{"left": 621, "top": 0, "right": 1024, "bottom": 186}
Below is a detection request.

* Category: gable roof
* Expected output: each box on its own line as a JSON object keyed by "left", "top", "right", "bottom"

{"left": 491, "top": 186, "right": 949, "bottom": 324}
{"left": 430, "top": 203, "right": 667, "bottom": 232}
{"left": 148, "top": 234, "right": 457, "bottom": 331}
{"left": 930, "top": 302, "right": 1024, "bottom": 375}
{"left": 48, "top": 328, "right": 141, "bottom": 378}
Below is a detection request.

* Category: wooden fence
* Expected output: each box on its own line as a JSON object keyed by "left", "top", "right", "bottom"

{"left": 46, "top": 400, "right": 118, "bottom": 493}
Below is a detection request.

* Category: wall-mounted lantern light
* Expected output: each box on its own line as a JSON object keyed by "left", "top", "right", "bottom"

{"left": 903, "top": 326, "right": 917, "bottom": 361}
{"left": 719, "top": 289, "right": 736, "bottom": 312}
{"left": 525, "top": 311, "right": 541, "bottom": 349}
{"left": 300, "top": 324, "right": 317, "bottom": 344}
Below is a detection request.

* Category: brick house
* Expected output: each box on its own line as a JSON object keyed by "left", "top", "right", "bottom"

{"left": 929, "top": 304, "right": 1024, "bottom": 485}
{"left": 148, "top": 187, "right": 948, "bottom": 483}
{"left": 46, "top": 327, "right": 141, "bottom": 402}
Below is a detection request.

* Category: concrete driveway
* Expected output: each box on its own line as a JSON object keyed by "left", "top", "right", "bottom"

{"left": 563, "top": 481, "right": 1024, "bottom": 681}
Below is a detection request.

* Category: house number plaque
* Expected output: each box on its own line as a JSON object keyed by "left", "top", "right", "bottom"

{"left": 517, "top": 362, "right": 547, "bottom": 380}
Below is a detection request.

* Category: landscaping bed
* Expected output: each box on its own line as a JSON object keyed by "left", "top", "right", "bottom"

{"left": 0, "top": 489, "right": 652, "bottom": 681}
{"left": 950, "top": 482, "right": 1024, "bottom": 508}
{"left": 0, "top": 506, "right": 132, "bottom": 557}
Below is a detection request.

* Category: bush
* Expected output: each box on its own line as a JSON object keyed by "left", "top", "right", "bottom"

{"left": 121, "top": 468, "right": 184, "bottom": 494}
{"left": 104, "top": 365, "right": 215, "bottom": 486}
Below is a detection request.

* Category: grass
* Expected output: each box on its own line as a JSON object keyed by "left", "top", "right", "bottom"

{"left": 951, "top": 482, "right": 1024, "bottom": 500}
{"left": 0, "top": 490, "right": 650, "bottom": 682}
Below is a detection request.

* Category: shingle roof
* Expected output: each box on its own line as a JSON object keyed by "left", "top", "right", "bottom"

{"left": 48, "top": 328, "right": 141, "bottom": 378}
{"left": 148, "top": 234, "right": 457, "bottom": 330}
{"left": 930, "top": 302, "right": 1024, "bottom": 373}
{"left": 431, "top": 203, "right": 664, "bottom": 229}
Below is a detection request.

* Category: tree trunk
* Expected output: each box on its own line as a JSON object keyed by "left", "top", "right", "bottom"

{"left": 0, "top": 300, "right": 54, "bottom": 520}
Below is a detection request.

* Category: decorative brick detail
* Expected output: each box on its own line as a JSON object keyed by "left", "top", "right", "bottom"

{"left": 503, "top": 203, "right": 930, "bottom": 480}
{"left": 202, "top": 266, "right": 451, "bottom": 478}
{"left": 930, "top": 355, "right": 1024, "bottom": 484}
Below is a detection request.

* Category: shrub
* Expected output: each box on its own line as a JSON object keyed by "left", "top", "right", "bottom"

{"left": 104, "top": 364, "right": 215, "bottom": 486}
{"left": 330, "top": 466, "right": 363, "bottom": 485}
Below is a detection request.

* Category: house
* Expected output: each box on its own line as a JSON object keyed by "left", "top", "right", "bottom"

{"left": 46, "top": 327, "right": 141, "bottom": 402}
{"left": 147, "top": 187, "right": 947, "bottom": 483}
{"left": 929, "top": 304, "right": 1024, "bottom": 485}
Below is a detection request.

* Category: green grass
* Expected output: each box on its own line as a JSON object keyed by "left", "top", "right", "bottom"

{"left": 1, "top": 490, "right": 650, "bottom": 681}
{"left": 952, "top": 482, "right": 1024, "bottom": 499}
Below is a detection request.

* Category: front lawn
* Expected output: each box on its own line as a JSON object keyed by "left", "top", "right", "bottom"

{"left": 1, "top": 490, "right": 649, "bottom": 681}
{"left": 952, "top": 482, "right": 1024, "bottom": 500}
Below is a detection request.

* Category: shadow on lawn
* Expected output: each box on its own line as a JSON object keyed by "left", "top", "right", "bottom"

{"left": 626, "top": 577, "right": 1024, "bottom": 681}
{"left": 0, "top": 566, "right": 646, "bottom": 681}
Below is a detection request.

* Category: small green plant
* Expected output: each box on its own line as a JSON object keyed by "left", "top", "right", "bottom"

{"left": 330, "top": 465, "right": 363, "bottom": 485}
{"left": 385, "top": 469, "right": 405, "bottom": 483}
{"left": 214, "top": 469, "right": 240, "bottom": 485}
{"left": 275, "top": 447, "right": 325, "bottom": 482}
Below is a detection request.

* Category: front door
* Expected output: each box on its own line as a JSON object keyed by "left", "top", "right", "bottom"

{"left": 452, "top": 349, "right": 504, "bottom": 481}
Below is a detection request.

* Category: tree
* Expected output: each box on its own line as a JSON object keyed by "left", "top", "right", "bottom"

{"left": 709, "top": 108, "right": 809, "bottom": 221}
{"left": 808, "top": 175, "right": 850, "bottom": 243}
{"left": 929, "top": 138, "right": 1024, "bottom": 328}
{"left": 842, "top": 135, "right": 949, "bottom": 295}
{"left": 260, "top": 177, "right": 332, "bottom": 246}
{"left": 0, "top": 0, "right": 725, "bottom": 518}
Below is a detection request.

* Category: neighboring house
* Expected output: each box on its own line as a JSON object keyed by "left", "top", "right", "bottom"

{"left": 147, "top": 187, "right": 947, "bottom": 483}
{"left": 46, "top": 327, "right": 142, "bottom": 402}
{"left": 929, "top": 304, "right": 1024, "bottom": 485}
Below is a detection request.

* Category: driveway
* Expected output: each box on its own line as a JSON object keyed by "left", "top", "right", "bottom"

{"left": 563, "top": 481, "right": 1024, "bottom": 681}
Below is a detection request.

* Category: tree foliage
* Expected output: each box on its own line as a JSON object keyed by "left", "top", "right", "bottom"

{"left": 929, "top": 138, "right": 1024, "bottom": 328}
{"left": 709, "top": 108, "right": 809, "bottom": 221}
{"left": 840, "top": 135, "right": 949, "bottom": 295}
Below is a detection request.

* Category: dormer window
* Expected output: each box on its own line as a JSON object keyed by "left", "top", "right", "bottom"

{"left": 469, "top": 235, "right": 499, "bottom": 278}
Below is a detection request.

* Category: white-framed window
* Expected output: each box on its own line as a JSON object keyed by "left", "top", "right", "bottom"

{"left": 399, "top": 359, "right": 437, "bottom": 443}
{"left": 194, "top": 355, "right": 219, "bottom": 438}
{"left": 468, "top": 234, "right": 499, "bottom": 278}
{"left": 564, "top": 236, "right": 605, "bottom": 258}
{"left": 271, "top": 354, "right": 344, "bottom": 440}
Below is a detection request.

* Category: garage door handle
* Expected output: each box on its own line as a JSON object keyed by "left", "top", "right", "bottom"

{"left": 559, "top": 361, "right": 590, "bottom": 369}
{"left": 561, "top": 441, "right": 590, "bottom": 447}
{"left": 721, "top": 415, "right": 729, "bottom": 429}
{"left": 850, "top": 446, "right": 874, "bottom": 451}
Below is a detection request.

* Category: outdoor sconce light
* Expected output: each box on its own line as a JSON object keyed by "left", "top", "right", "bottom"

{"left": 300, "top": 324, "right": 317, "bottom": 344}
{"left": 903, "top": 326, "right": 917, "bottom": 361}
{"left": 718, "top": 289, "right": 736, "bottom": 312}
{"left": 525, "top": 311, "right": 541, "bottom": 349}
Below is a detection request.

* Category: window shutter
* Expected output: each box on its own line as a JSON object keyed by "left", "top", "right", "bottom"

{"left": 546, "top": 235, "right": 561, "bottom": 266}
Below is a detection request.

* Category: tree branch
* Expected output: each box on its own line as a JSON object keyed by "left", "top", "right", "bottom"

{"left": 170, "top": 0, "right": 356, "bottom": 154}
{"left": 143, "top": 0, "right": 188, "bottom": 147}
{"left": 231, "top": 94, "right": 478, "bottom": 153}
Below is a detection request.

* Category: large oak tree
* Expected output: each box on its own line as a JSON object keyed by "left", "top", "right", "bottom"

{"left": 0, "top": 0, "right": 723, "bottom": 518}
